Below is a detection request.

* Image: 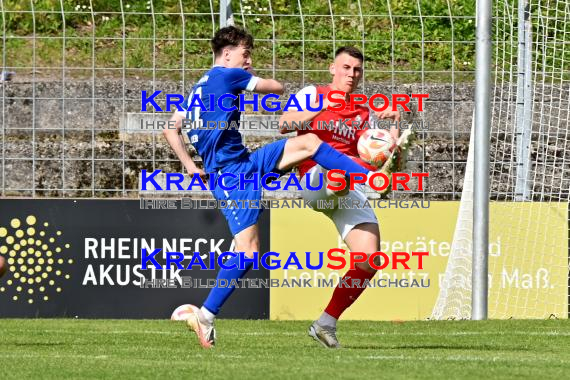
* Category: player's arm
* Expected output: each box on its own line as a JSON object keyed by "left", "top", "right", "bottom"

{"left": 253, "top": 77, "right": 284, "bottom": 95}
{"left": 162, "top": 112, "right": 206, "bottom": 179}
{"left": 279, "top": 109, "right": 322, "bottom": 134}
{"left": 254, "top": 78, "right": 283, "bottom": 95}
{"left": 243, "top": 67, "right": 283, "bottom": 95}
{"left": 231, "top": 67, "right": 284, "bottom": 95}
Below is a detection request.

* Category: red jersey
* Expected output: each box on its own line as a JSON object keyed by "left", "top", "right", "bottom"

{"left": 297, "top": 85, "right": 375, "bottom": 177}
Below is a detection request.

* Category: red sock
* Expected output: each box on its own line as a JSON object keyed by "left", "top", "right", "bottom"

{"left": 324, "top": 267, "right": 376, "bottom": 319}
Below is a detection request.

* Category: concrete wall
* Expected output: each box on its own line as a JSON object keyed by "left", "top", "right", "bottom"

{"left": 0, "top": 79, "right": 509, "bottom": 198}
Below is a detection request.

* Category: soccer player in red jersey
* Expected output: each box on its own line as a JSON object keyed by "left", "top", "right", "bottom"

{"left": 165, "top": 29, "right": 399, "bottom": 349}
{"left": 279, "top": 46, "right": 404, "bottom": 348}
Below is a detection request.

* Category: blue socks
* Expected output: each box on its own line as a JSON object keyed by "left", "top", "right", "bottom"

{"left": 203, "top": 254, "right": 253, "bottom": 315}
{"left": 312, "top": 142, "right": 371, "bottom": 175}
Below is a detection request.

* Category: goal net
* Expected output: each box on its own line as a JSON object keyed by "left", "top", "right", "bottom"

{"left": 433, "top": 0, "right": 569, "bottom": 319}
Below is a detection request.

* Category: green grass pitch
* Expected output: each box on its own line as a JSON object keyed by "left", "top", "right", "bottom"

{"left": 1, "top": 319, "right": 569, "bottom": 379}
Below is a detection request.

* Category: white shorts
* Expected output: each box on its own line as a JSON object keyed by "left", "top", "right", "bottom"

{"left": 301, "top": 165, "right": 378, "bottom": 240}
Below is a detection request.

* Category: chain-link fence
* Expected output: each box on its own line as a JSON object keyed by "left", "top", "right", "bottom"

{"left": 0, "top": 0, "right": 477, "bottom": 199}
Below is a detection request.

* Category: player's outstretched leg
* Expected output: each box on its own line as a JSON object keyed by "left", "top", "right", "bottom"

{"left": 276, "top": 134, "right": 372, "bottom": 178}
{"left": 276, "top": 133, "right": 413, "bottom": 197}
{"left": 186, "top": 224, "right": 260, "bottom": 348}
{"left": 310, "top": 222, "right": 379, "bottom": 348}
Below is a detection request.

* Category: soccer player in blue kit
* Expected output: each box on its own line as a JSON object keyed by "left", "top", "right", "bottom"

{"left": 164, "top": 26, "right": 383, "bottom": 348}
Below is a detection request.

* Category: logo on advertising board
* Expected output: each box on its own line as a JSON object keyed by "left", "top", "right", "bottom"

{"left": 0, "top": 216, "right": 73, "bottom": 304}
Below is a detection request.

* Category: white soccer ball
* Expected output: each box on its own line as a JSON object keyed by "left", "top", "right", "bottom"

{"left": 357, "top": 129, "right": 396, "bottom": 167}
{"left": 170, "top": 304, "right": 198, "bottom": 321}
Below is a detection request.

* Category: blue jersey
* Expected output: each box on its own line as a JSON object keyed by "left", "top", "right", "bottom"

{"left": 183, "top": 66, "right": 258, "bottom": 172}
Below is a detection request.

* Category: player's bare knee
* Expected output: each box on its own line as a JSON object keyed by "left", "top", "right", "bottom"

{"left": 356, "top": 253, "right": 381, "bottom": 273}
{"left": 356, "top": 260, "right": 378, "bottom": 274}
{"left": 303, "top": 133, "right": 322, "bottom": 156}
{"left": 237, "top": 239, "right": 259, "bottom": 259}
{"left": 371, "top": 253, "right": 382, "bottom": 269}
{"left": 326, "top": 170, "right": 350, "bottom": 196}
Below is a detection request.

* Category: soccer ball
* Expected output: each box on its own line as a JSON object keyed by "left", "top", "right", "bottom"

{"left": 357, "top": 129, "right": 396, "bottom": 167}
{"left": 170, "top": 304, "right": 198, "bottom": 321}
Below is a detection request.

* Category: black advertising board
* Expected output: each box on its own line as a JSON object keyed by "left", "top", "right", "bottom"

{"left": 0, "top": 200, "right": 270, "bottom": 319}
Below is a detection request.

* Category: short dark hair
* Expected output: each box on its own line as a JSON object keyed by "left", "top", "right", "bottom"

{"left": 335, "top": 46, "right": 364, "bottom": 62}
{"left": 211, "top": 26, "right": 254, "bottom": 56}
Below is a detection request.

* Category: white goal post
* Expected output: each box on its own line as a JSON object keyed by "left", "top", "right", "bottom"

{"left": 433, "top": 0, "right": 570, "bottom": 320}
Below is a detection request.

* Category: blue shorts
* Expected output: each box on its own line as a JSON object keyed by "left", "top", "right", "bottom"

{"left": 212, "top": 139, "right": 287, "bottom": 236}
